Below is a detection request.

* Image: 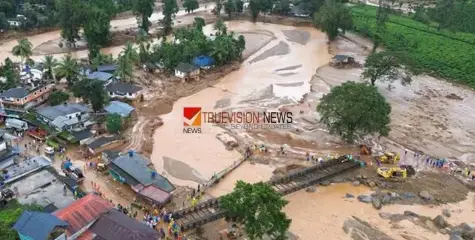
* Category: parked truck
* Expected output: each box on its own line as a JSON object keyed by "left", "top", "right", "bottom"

{"left": 5, "top": 118, "right": 28, "bottom": 131}
{"left": 61, "top": 160, "right": 85, "bottom": 183}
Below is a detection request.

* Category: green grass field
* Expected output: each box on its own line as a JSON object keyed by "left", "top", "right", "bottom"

{"left": 351, "top": 5, "right": 475, "bottom": 88}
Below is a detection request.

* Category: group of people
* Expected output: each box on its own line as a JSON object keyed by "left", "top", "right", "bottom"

{"left": 306, "top": 152, "right": 340, "bottom": 163}
{"left": 142, "top": 207, "right": 188, "bottom": 240}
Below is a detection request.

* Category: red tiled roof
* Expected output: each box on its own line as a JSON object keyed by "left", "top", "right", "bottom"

{"left": 53, "top": 194, "right": 114, "bottom": 235}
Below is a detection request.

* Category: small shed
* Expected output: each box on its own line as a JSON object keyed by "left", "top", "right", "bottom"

{"left": 142, "top": 62, "right": 163, "bottom": 73}
{"left": 193, "top": 55, "right": 215, "bottom": 69}
{"left": 87, "top": 71, "right": 115, "bottom": 82}
{"left": 174, "top": 63, "right": 200, "bottom": 81}
{"left": 331, "top": 55, "right": 355, "bottom": 65}
{"left": 104, "top": 101, "right": 135, "bottom": 117}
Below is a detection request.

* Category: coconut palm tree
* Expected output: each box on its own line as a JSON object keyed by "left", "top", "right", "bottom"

{"left": 55, "top": 54, "right": 79, "bottom": 86}
{"left": 42, "top": 55, "right": 58, "bottom": 81}
{"left": 122, "top": 42, "right": 139, "bottom": 64}
{"left": 116, "top": 53, "right": 134, "bottom": 82}
{"left": 11, "top": 38, "right": 33, "bottom": 69}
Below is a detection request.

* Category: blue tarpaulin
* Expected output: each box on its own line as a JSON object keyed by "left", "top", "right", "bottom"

{"left": 192, "top": 55, "right": 215, "bottom": 68}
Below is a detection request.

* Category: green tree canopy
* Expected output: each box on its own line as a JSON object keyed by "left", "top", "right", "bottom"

{"left": 361, "top": 51, "right": 401, "bottom": 86}
{"left": 220, "top": 181, "right": 291, "bottom": 240}
{"left": 317, "top": 81, "right": 391, "bottom": 143}
{"left": 84, "top": 6, "right": 111, "bottom": 60}
{"left": 11, "top": 38, "right": 33, "bottom": 68}
{"left": 106, "top": 113, "right": 122, "bottom": 133}
{"left": 0, "top": 58, "right": 17, "bottom": 91}
{"left": 193, "top": 17, "right": 206, "bottom": 31}
{"left": 48, "top": 90, "right": 70, "bottom": 106}
{"left": 56, "top": 0, "right": 85, "bottom": 45}
{"left": 72, "top": 78, "right": 109, "bottom": 111}
{"left": 183, "top": 0, "right": 199, "bottom": 13}
{"left": 133, "top": 0, "right": 155, "bottom": 33}
{"left": 224, "top": 0, "right": 237, "bottom": 18}
{"left": 161, "top": 0, "right": 179, "bottom": 35}
{"left": 313, "top": 0, "right": 353, "bottom": 41}
{"left": 249, "top": 0, "right": 273, "bottom": 22}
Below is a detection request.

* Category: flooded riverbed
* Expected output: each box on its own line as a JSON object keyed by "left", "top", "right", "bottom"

{"left": 150, "top": 21, "right": 331, "bottom": 187}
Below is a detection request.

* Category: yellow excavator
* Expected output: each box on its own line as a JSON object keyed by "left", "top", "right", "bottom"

{"left": 377, "top": 165, "right": 416, "bottom": 179}
{"left": 375, "top": 152, "right": 401, "bottom": 164}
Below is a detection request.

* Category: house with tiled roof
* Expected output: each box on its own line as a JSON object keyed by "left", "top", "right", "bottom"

{"left": 53, "top": 193, "right": 114, "bottom": 238}
{"left": 13, "top": 211, "right": 69, "bottom": 240}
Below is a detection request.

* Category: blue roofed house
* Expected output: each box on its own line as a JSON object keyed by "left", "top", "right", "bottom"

{"left": 108, "top": 151, "right": 175, "bottom": 206}
{"left": 193, "top": 55, "right": 215, "bottom": 69}
{"left": 36, "top": 103, "right": 94, "bottom": 132}
{"left": 87, "top": 71, "right": 116, "bottom": 83}
{"left": 13, "top": 211, "right": 69, "bottom": 240}
{"left": 104, "top": 101, "right": 135, "bottom": 117}
{"left": 97, "top": 64, "right": 118, "bottom": 74}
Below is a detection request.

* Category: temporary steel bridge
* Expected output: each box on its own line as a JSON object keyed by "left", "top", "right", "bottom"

{"left": 171, "top": 157, "right": 361, "bottom": 230}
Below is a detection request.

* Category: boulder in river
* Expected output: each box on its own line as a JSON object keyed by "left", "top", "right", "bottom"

{"left": 368, "top": 181, "right": 376, "bottom": 188}
{"left": 451, "top": 223, "right": 475, "bottom": 239}
{"left": 382, "top": 195, "right": 391, "bottom": 205}
{"left": 357, "top": 195, "right": 372, "bottom": 203}
{"left": 403, "top": 210, "right": 419, "bottom": 217}
{"left": 419, "top": 190, "right": 433, "bottom": 201}
{"left": 372, "top": 198, "right": 382, "bottom": 210}
{"left": 306, "top": 186, "right": 317, "bottom": 193}
{"left": 345, "top": 193, "right": 354, "bottom": 198}
{"left": 320, "top": 180, "right": 331, "bottom": 186}
{"left": 449, "top": 234, "right": 464, "bottom": 240}
{"left": 352, "top": 181, "right": 361, "bottom": 186}
{"left": 379, "top": 212, "right": 392, "bottom": 220}
{"left": 433, "top": 215, "right": 448, "bottom": 228}
{"left": 442, "top": 209, "right": 451, "bottom": 218}
{"left": 332, "top": 177, "right": 344, "bottom": 183}
{"left": 401, "top": 192, "right": 416, "bottom": 199}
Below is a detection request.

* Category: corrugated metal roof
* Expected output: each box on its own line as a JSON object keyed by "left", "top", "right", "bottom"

{"left": 13, "top": 211, "right": 68, "bottom": 240}
{"left": 0, "top": 87, "right": 29, "bottom": 98}
{"left": 193, "top": 55, "right": 215, "bottom": 67}
{"left": 137, "top": 184, "right": 172, "bottom": 205}
{"left": 105, "top": 82, "right": 142, "bottom": 94}
{"left": 87, "top": 135, "right": 122, "bottom": 150}
{"left": 53, "top": 194, "right": 114, "bottom": 235}
{"left": 89, "top": 209, "right": 160, "bottom": 240}
{"left": 97, "top": 64, "right": 117, "bottom": 72}
{"left": 104, "top": 101, "right": 135, "bottom": 117}
{"left": 87, "top": 72, "right": 113, "bottom": 82}
{"left": 37, "top": 103, "right": 90, "bottom": 121}
{"left": 112, "top": 153, "right": 175, "bottom": 192}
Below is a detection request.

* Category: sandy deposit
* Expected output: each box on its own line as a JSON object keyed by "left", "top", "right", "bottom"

{"left": 284, "top": 183, "right": 475, "bottom": 240}
{"left": 151, "top": 22, "right": 332, "bottom": 188}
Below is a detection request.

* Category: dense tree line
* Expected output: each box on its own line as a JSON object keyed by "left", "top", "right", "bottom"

{"left": 151, "top": 19, "right": 245, "bottom": 71}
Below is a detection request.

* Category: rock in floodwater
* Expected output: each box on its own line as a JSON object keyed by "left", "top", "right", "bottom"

{"left": 320, "top": 180, "right": 331, "bottom": 186}
{"left": 382, "top": 195, "right": 392, "bottom": 205}
{"left": 352, "top": 181, "right": 361, "bottom": 186}
{"left": 372, "top": 198, "right": 382, "bottom": 210}
{"left": 449, "top": 234, "right": 464, "bottom": 240}
{"left": 404, "top": 210, "right": 419, "bottom": 217}
{"left": 442, "top": 209, "right": 451, "bottom": 218}
{"left": 357, "top": 195, "right": 372, "bottom": 203}
{"left": 379, "top": 212, "right": 392, "bottom": 220}
{"left": 306, "top": 186, "right": 317, "bottom": 193}
{"left": 367, "top": 181, "right": 376, "bottom": 188}
{"left": 345, "top": 193, "right": 354, "bottom": 198}
{"left": 433, "top": 215, "right": 448, "bottom": 228}
{"left": 419, "top": 190, "right": 433, "bottom": 201}
{"left": 401, "top": 192, "right": 416, "bottom": 199}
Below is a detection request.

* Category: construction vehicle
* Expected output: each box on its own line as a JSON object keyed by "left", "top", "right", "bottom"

{"left": 375, "top": 152, "right": 400, "bottom": 164}
{"left": 61, "top": 160, "right": 85, "bottom": 183}
{"left": 377, "top": 165, "right": 416, "bottom": 179}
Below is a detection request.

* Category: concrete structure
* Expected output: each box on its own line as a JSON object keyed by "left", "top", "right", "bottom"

{"left": 36, "top": 103, "right": 93, "bottom": 132}
{"left": 105, "top": 82, "right": 143, "bottom": 101}
{"left": 174, "top": 63, "right": 200, "bottom": 81}
{"left": 0, "top": 84, "right": 54, "bottom": 112}
{"left": 8, "top": 169, "right": 76, "bottom": 210}
{"left": 1, "top": 156, "right": 52, "bottom": 184}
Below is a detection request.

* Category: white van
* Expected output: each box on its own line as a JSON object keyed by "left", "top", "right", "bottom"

{"left": 5, "top": 118, "right": 28, "bottom": 131}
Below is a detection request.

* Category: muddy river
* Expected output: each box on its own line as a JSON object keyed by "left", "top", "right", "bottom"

{"left": 150, "top": 21, "right": 331, "bottom": 187}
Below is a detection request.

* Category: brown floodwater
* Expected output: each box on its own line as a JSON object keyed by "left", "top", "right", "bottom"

{"left": 150, "top": 21, "right": 332, "bottom": 187}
